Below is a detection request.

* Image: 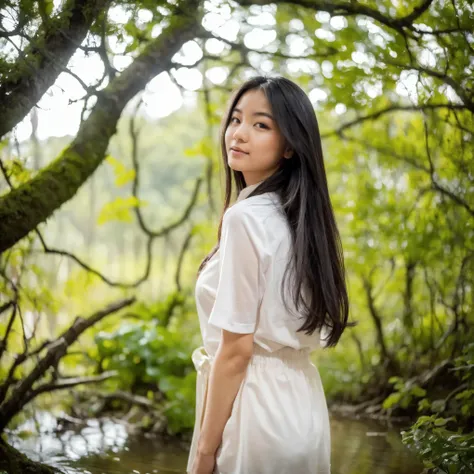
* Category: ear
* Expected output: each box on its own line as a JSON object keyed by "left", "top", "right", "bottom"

{"left": 283, "top": 147, "right": 294, "bottom": 159}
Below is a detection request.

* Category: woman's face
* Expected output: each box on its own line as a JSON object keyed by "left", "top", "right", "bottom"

{"left": 224, "top": 88, "right": 292, "bottom": 186}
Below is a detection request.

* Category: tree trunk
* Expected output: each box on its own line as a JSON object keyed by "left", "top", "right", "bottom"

{"left": 0, "top": 438, "right": 62, "bottom": 474}
{"left": 0, "top": 3, "right": 201, "bottom": 254}
{"left": 0, "top": 0, "right": 108, "bottom": 139}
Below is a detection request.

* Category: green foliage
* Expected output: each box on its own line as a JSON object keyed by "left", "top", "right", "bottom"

{"left": 450, "top": 343, "right": 474, "bottom": 420}
{"left": 97, "top": 196, "right": 148, "bottom": 225}
{"left": 383, "top": 376, "right": 427, "bottom": 411}
{"left": 105, "top": 155, "right": 136, "bottom": 187}
{"left": 401, "top": 415, "right": 474, "bottom": 474}
{"left": 94, "top": 318, "right": 197, "bottom": 433}
{"left": 1, "top": 2, "right": 473, "bottom": 470}
{"left": 0, "top": 156, "right": 33, "bottom": 188}
{"left": 184, "top": 136, "right": 216, "bottom": 160}
{"left": 401, "top": 343, "right": 474, "bottom": 473}
{"left": 157, "top": 372, "right": 196, "bottom": 435}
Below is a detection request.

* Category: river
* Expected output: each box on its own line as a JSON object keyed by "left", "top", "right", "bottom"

{"left": 8, "top": 411, "right": 423, "bottom": 473}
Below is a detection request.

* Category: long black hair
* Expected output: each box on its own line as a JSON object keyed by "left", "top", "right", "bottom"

{"left": 198, "top": 75, "right": 353, "bottom": 347}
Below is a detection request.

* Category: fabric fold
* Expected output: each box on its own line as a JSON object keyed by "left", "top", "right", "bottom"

{"left": 187, "top": 345, "right": 214, "bottom": 474}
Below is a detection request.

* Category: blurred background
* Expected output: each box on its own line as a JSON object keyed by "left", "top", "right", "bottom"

{"left": 0, "top": 0, "right": 472, "bottom": 473}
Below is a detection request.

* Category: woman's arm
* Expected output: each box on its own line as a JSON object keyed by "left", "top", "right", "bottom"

{"left": 197, "top": 329, "right": 254, "bottom": 456}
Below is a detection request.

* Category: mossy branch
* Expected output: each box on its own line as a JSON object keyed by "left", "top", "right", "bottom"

{"left": 0, "top": 0, "right": 108, "bottom": 139}
{"left": 0, "top": 297, "right": 135, "bottom": 433}
{"left": 0, "top": 5, "right": 201, "bottom": 254}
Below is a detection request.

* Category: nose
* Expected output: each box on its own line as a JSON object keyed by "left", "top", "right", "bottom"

{"left": 232, "top": 122, "right": 249, "bottom": 142}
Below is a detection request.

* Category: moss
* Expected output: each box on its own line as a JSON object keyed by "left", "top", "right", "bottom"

{"left": 0, "top": 6, "right": 201, "bottom": 254}
{"left": 0, "top": 102, "right": 119, "bottom": 253}
{"left": 0, "top": 437, "right": 62, "bottom": 474}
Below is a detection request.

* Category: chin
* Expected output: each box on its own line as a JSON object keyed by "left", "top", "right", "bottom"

{"left": 228, "top": 159, "right": 247, "bottom": 172}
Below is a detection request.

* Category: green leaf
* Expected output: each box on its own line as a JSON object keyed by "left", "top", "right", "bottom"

{"left": 105, "top": 155, "right": 136, "bottom": 187}
{"left": 184, "top": 136, "right": 214, "bottom": 159}
{"left": 383, "top": 392, "right": 401, "bottom": 409}
{"left": 411, "top": 386, "right": 427, "bottom": 398}
{"left": 434, "top": 417, "right": 448, "bottom": 427}
{"left": 431, "top": 399, "right": 446, "bottom": 413}
{"left": 97, "top": 196, "right": 147, "bottom": 225}
{"left": 45, "top": 0, "right": 54, "bottom": 15}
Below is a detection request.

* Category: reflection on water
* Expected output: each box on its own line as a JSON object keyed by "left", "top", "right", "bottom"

{"left": 330, "top": 415, "right": 423, "bottom": 474}
{"left": 9, "top": 412, "right": 423, "bottom": 474}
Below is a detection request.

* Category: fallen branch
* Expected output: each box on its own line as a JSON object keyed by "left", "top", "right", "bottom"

{"left": 0, "top": 297, "right": 135, "bottom": 432}
{"left": 101, "top": 390, "right": 155, "bottom": 408}
{"left": 22, "top": 371, "right": 119, "bottom": 407}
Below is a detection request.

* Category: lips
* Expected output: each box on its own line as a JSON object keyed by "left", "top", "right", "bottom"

{"left": 230, "top": 147, "right": 248, "bottom": 154}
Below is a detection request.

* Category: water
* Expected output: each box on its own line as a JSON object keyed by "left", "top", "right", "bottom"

{"left": 9, "top": 412, "right": 424, "bottom": 473}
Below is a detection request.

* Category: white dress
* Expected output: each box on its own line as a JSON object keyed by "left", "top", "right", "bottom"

{"left": 187, "top": 181, "right": 331, "bottom": 474}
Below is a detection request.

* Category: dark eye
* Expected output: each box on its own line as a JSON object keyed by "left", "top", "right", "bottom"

{"left": 230, "top": 116, "right": 239, "bottom": 124}
{"left": 256, "top": 122, "right": 268, "bottom": 129}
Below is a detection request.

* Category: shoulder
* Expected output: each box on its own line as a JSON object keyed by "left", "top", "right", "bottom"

{"left": 225, "top": 192, "right": 281, "bottom": 223}
{"left": 223, "top": 198, "right": 264, "bottom": 235}
{"left": 222, "top": 194, "right": 284, "bottom": 270}
{"left": 222, "top": 194, "right": 279, "bottom": 246}
{"left": 224, "top": 193, "right": 284, "bottom": 250}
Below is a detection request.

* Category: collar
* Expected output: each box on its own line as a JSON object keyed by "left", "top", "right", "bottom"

{"left": 236, "top": 180, "right": 264, "bottom": 202}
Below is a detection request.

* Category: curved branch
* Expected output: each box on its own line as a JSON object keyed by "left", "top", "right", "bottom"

{"left": 31, "top": 115, "right": 203, "bottom": 288}
{"left": 422, "top": 114, "right": 474, "bottom": 218}
{"left": 175, "top": 226, "right": 195, "bottom": 292}
{"left": 130, "top": 105, "right": 204, "bottom": 239}
{"left": 20, "top": 371, "right": 118, "bottom": 409}
{"left": 385, "top": 61, "right": 474, "bottom": 113}
{"left": 0, "top": 304, "right": 17, "bottom": 361}
{"left": 321, "top": 103, "right": 467, "bottom": 138}
{"left": 198, "top": 29, "right": 338, "bottom": 61}
{"left": 34, "top": 175, "right": 201, "bottom": 289}
{"left": 0, "top": 297, "right": 135, "bottom": 432}
{"left": 0, "top": 3, "right": 201, "bottom": 254}
{"left": 233, "top": 0, "right": 433, "bottom": 36}
{"left": 340, "top": 129, "right": 474, "bottom": 219}
{"left": 362, "top": 275, "right": 398, "bottom": 375}
{"left": 0, "top": 3, "right": 29, "bottom": 38}
{"left": 339, "top": 135, "right": 431, "bottom": 173}
{"left": 397, "top": 0, "right": 433, "bottom": 26}
{"left": 0, "top": 0, "right": 108, "bottom": 138}
{"left": 0, "top": 338, "right": 53, "bottom": 405}
{"left": 0, "top": 301, "right": 14, "bottom": 316}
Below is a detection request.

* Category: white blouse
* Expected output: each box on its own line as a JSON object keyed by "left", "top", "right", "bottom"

{"left": 195, "top": 180, "right": 323, "bottom": 357}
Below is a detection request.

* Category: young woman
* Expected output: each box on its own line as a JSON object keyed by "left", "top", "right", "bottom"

{"left": 187, "top": 75, "right": 351, "bottom": 474}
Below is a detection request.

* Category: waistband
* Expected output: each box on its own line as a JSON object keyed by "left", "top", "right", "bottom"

{"left": 191, "top": 344, "right": 312, "bottom": 373}
{"left": 250, "top": 344, "right": 311, "bottom": 369}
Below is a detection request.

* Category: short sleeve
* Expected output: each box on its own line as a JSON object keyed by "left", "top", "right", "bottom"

{"left": 208, "top": 204, "right": 267, "bottom": 334}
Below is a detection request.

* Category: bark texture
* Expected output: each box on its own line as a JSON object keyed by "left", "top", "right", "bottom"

{"left": 0, "top": 4, "right": 201, "bottom": 254}
{"left": 0, "top": 0, "right": 108, "bottom": 139}
{"left": 0, "top": 297, "right": 135, "bottom": 432}
{"left": 0, "top": 438, "right": 61, "bottom": 473}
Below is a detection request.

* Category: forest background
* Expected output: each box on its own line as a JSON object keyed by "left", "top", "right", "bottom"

{"left": 0, "top": 0, "right": 473, "bottom": 473}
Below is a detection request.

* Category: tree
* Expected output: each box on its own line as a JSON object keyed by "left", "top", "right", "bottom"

{"left": 0, "top": 0, "right": 473, "bottom": 472}
{"left": 0, "top": 0, "right": 109, "bottom": 138}
{"left": 1, "top": 0, "right": 472, "bottom": 253}
{"left": 0, "top": 0, "right": 202, "bottom": 253}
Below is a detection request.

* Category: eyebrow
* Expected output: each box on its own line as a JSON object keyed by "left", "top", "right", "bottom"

{"left": 232, "top": 107, "right": 274, "bottom": 121}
